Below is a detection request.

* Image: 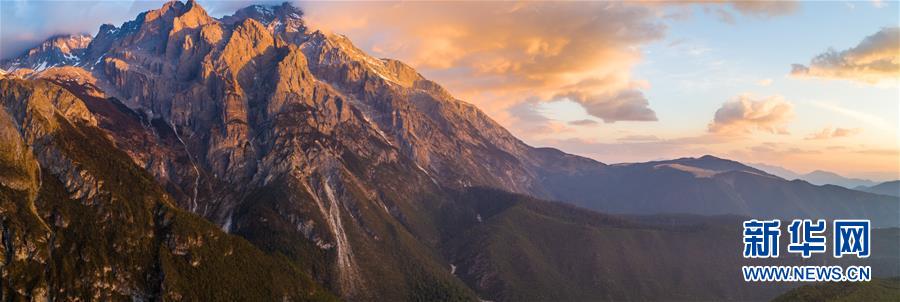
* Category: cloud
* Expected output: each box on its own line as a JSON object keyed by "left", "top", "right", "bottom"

{"left": 0, "top": 1, "right": 139, "bottom": 58}
{"left": 506, "top": 98, "right": 574, "bottom": 137}
{"left": 302, "top": 1, "right": 666, "bottom": 127}
{"left": 729, "top": 1, "right": 799, "bottom": 18}
{"left": 805, "top": 127, "right": 862, "bottom": 140}
{"left": 697, "top": 0, "right": 799, "bottom": 24}
{"left": 744, "top": 144, "right": 822, "bottom": 157}
{"left": 617, "top": 135, "right": 661, "bottom": 142}
{"left": 856, "top": 148, "right": 900, "bottom": 156}
{"left": 569, "top": 119, "right": 599, "bottom": 126}
{"left": 556, "top": 90, "right": 658, "bottom": 123}
{"left": 808, "top": 101, "right": 891, "bottom": 130}
{"left": 757, "top": 78, "right": 773, "bottom": 86}
{"left": 791, "top": 26, "right": 899, "bottom": 85}
{"left": 708, "top": 94, "right": 794, "bottom": 134}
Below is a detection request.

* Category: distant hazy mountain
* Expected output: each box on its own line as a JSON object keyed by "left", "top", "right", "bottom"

{"left": 803, "top": 170, "right": 879, "bottom": 188}
{"left": 856, "top": 180, "right": 900, "bottom": 197}
{"left": 750, "top": 163, "right": 879, "bottom": 188}
{"left": 543, "top": 155, "right": 900, "bottom": 227}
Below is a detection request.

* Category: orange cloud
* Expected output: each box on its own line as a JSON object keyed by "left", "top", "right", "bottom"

{"left": 556, "top": 89, "right": 658, "bottom": 123}
{"left": 791, "top": 26, "right": 899, "bottom": 85}
{"left": 302, "top": 1, "right": 665, "bottom": 129}
{"left": 805, "top": 127, "right": 863, "bottom": 140}
{"left": 697, "top": 0, "right": 799, "bottom": 23}
{"left": 729, "top": 1, "right": 799, "bottom": 18}
{"left": 299, "top": 1, "right": 804, "bottom": 139}
{"left": 569, "top": 119, "right": 599, "bottom": 127}
{"left": 708, "top": 95, "right": 794, "bottom": 134}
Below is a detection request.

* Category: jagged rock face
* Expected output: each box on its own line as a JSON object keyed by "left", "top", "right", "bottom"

{"left": 299, "top": 32, "right": 551, "bottom": 195}
{"left": 0, "top": 78, "right": 335, "bottom": 301}
{"left": 1, "top": 34, "right": 92, "bottom": 72}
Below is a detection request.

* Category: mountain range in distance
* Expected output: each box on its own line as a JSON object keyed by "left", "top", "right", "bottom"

{"left": 750, "top": 162, "right": 896, "bottom": 189}
{"left": 751, "top": 162, "right": 899, "bottom": 197}
{"left": 1, "top": 1, "right": 897, "bottom": 301}
{"left": 855, "top": 180, "right": 900, "bottom": 197}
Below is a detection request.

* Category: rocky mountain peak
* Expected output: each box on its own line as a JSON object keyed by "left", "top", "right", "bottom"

{"left": 171, "top": 0, "right": 216, "bottom": 30}
{"left": 220, "top": 2, "right": 307, "bottom": 43}
{"left": 1, "top": 34, "right": 92, "bottom": 72}
{"left": 89, "top": 0, "right": 216, "bottom": 56}
{"left": 32, "top": 34, "right": 92, "bottom": 56}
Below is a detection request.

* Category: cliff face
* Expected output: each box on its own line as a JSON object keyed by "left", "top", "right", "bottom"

{"left": 0, "top": 78, "right": 335, "bottom": 300}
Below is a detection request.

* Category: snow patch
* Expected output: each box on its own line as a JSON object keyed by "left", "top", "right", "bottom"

{"left": 34, "top": 61, "right": 48, "bottom": 72}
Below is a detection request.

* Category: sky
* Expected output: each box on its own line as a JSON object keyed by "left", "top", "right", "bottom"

{"left": 1, "top": 0, "right": 898, "bottom": 180}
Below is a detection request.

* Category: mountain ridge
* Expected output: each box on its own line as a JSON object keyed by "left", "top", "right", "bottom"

{"left": 856, "top": 180, "right": 900, "bottom": 197}
{"left": 750, "top": 162, "right": 882, "bottom": 188}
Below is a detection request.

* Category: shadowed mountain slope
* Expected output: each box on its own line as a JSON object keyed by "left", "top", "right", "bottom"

{"left": 439, "top": 188, "right": 900, "bottom": 301}
{"left": 0, "top": 78, "right": 336, "bottom": 300}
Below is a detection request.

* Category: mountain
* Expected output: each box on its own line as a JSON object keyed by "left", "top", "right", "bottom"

{"left": 1, "top": 1, "right": 898, "bottom": 301}
{"left": 773, "top": 277, "right": 900, "bottom": 302}
{"left": 0, "top": 78, "right": 336, "bottom": 300}
{"left": 442, "top": 189, "right": 900, "bottom": 301}
{"left": 750, "top": 162, "right": 803, "bottom": 180}
{"left": 750, "top": 163, "right": 880, "bottom": 188}
{"left": 0, "top": 34, "right": 92, "bottom": 72}
{"left": 542, "top": 155, "right": 900, "bottom": 227}
{"left": 802, "top": 170, "right": 879, "bottom": 188}
{"left": 857, "top": 180, "right": 900, "bottom": 197}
